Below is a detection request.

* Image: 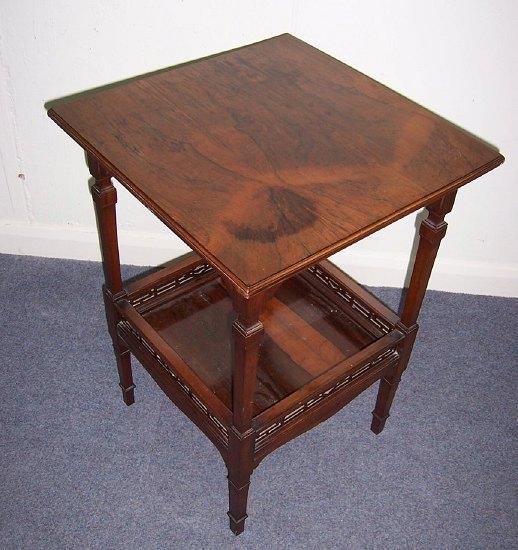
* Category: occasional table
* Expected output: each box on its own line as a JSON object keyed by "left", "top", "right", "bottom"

{"left": 47, "top": 34, "right": 503, "bottom": 534}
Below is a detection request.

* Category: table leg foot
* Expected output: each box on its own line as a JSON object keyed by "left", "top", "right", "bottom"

{"left": 371, "top": 325, "right": 418, "bottom": 434}
{"left": 370, "top": 411, "right": 389, "bottom": 434}
{"left": 102, "top": 286, "right": 136, "bottom": 406}
{"left": 227, "top": 477, "right": 250, "bottom": 535}
{"left": 370, "top": 374, "right": 400, "bottom": 434}
{"left": 227, "top": 511, "right": 247, "bottom": 535}
{"left": 116, "top": 349, "right": 135, "bottom": 406}
{"left": 119, "top": 382, "right": 136, "bottom": 406}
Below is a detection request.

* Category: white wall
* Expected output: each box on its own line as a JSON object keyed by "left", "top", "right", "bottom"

{"left": 1, "top": 0, "right": 516, "bottom": 296}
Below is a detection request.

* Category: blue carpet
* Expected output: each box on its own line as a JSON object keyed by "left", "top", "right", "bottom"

{"left": 1, "top": 253, "right": 516, "bottom": 549}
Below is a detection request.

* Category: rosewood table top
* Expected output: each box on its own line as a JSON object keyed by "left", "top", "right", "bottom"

{"left": 48, "top": 34, "right": 503, "bottom": 295}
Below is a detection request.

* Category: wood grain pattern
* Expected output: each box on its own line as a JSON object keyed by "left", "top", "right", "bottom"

{"left": 47, "top": 34, "right": 503, "bottom": 296}
{"left": 142, "top": 274, "right": 376, "bottom": 415}
{"left": 48, "top": 35, "right": 504, "bottom": 535}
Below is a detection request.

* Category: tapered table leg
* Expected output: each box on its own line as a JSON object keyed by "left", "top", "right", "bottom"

{"left": 226, "top": 292, "right": 265, "bottom": 535}
{"left": 87, "top": 153, "right": 135, "bottom": 406}
{"left": 371, "top": 190, "right": 457, "bottom": 433}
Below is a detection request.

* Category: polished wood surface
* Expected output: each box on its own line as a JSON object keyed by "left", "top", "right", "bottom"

{"left": 47, "top": 34, "right": 503, "bottom": 296}
{"left": 47, "top": 34, "right": 504, "bottom": 535}
{"left": 87, "top": 153, "right": 135, "bottom": 406}
{"left": 371, "top": 190, "right": 456, "bottom": 434}
{"left": 114, "top": 256, "right": 405, "bottom": 503}
{"left": 142, "top": 273, "right": 377, "bottom": 415}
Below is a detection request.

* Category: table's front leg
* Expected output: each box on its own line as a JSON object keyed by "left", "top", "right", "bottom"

{"left": 226, "top": 289, "right": 266, "bottom": 535}
{"left": 87, "top": 152, "right": 135, "bottom": 406}
{"left": 371, "top": 189, "right": 457, "bottom": 433}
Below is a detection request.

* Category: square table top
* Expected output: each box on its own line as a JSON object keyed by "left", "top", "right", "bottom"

{"left": 48, "top": 34, "right": 503, "bottom": 296}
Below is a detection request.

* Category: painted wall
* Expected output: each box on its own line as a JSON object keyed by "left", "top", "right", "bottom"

{"left": 1, "top": 0, "right": 516, "bottom": 296}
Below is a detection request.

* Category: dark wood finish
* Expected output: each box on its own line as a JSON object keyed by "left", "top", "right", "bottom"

{"left": 121, "top": 255, "right": 404, "bottom": 422}
{"left": 117, "top": 317, "right": 230, "bottom": 461}
{"left": 139, "top": 272, "right": 380, "bottom": 415}
{"left": 116, "top": 255, "right": 405, "bottom": 532}
{"left": 371, "top": 190, "right": 457, "bottom": 434}
{"left": 87, "top": 153, "right": 134, "bottom": 406}
{"left": 48, "top": 34, "right": 503, "bottom": 297}
{"left": 227, "top": 292, "right": 264, "bottom": 534}
{"left": 47, "top": 35, "right": 504, "bottom": 535}
{"left": 123, "top": 251, "right": 208, "bottom": 299}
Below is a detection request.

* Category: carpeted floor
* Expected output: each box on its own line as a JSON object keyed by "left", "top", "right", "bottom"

{"left": 1, "top": 253, "right": 516, "bottom": 549}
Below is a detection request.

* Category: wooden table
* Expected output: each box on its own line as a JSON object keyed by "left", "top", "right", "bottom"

{"left": 47, "top": 34, "right": 504, "bottom": 535}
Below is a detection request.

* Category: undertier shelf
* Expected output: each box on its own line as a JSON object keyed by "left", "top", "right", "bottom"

{"left": 118, "top": 256, "right": 404, "bottom": 419}
{"left": 144, "top": 274, "right": 378, "bottom": 415}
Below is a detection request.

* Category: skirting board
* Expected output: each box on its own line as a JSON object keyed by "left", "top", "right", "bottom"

{"left": 0, "top": 221, "right": 517, "bottom": 297}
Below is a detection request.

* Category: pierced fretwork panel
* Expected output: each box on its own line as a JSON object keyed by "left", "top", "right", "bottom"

{"left": 308, "top": 265, "right": 392, "bottom": 334}
{"left": 129, "top": 263, "right": 213, "bottom": 307}
{"left": 255, "top": 348, "right": 398, "bottom": 450}
{"left": 118, "top": 320, "right": 228, "bottom": 443}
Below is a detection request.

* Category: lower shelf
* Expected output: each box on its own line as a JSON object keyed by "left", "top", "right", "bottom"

{"left": 143, "top": 272, "right": 379, "bottom": 415}
{"left": 116, "top": 253, "right": 407, "bottom": 462}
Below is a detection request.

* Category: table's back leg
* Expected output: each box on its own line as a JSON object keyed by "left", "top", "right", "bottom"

{"left": 371, "top": 190, "right": 457, "bottom": 434}
{"left": 226, "top": 291, "right": 265, "bottom": 535}
{"left": 87, "top": 152, "right": 135, "bottom": 406}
